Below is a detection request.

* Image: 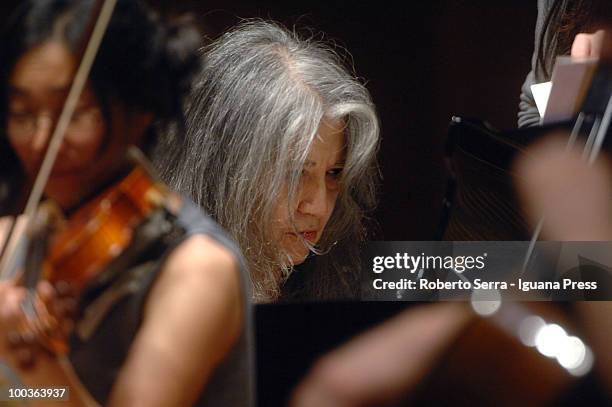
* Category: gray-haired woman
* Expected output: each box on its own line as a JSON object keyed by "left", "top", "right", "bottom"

{"left": 155, "top": 20, "right": 380, "bottom": 302}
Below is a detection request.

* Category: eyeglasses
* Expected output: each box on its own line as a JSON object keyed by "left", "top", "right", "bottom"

{"left": 7, "top": 105, "right": 104, "bottom": 140}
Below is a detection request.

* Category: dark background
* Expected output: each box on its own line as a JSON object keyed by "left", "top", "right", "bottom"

{"left": 149, "top": 0, "right": 537, "bottom": 242}
{"left": 0, "top": 0, "right": 536, "bottom": 239}
{"left": 1, "top": 1, "right": 537, "bottom": 405}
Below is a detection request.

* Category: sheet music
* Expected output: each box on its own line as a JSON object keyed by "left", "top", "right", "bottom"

{"left": 534, "top": 56, "right": 599, "bottom": 124}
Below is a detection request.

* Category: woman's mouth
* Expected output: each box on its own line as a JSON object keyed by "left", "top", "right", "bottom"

{"left": 300, "top": 231, "right": 317, "bottom": 243}
{"left": 287, "top": 230, "right": 318, "bottom": 243}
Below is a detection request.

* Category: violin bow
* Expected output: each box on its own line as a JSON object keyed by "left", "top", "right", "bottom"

{"left": 0, "top": 0, "right": 118, "bottom": 280}
{"left": 0, "top": 2, "right": 120, "bottom": 404}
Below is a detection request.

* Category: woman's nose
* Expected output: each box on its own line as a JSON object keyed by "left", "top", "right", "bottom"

{"left": 31, "top": 115, "right": 53, "bottom": 152}
{"left": 297, "top": 176, "right": 329, "bottom": 218}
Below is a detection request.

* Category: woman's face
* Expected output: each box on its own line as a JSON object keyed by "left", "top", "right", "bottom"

{"left": 7, "top": 41, "right": 149, "bottom": 209}
{"left": 273, "top": 118, "right": 346, "bottom": 265}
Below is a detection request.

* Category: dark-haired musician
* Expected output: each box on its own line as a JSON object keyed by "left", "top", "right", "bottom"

{"left": 0, "top": 1, "right": 252, "bottom": 406}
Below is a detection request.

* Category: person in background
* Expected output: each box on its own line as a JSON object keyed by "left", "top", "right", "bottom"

{"left": 518, "top": 0, "right": 611, "bottom": 128}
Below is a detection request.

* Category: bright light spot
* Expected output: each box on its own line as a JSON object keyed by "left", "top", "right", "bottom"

{"left": 522, "top": 319, "right": 594, "bottom": 376}
{"left": 568, "top": 346, "right": 594, "bottom": 377}
{"left": 518, "top": 316, "right": 546, "bottom": 347}
{"left": 470, "top": 289, "right": 501, "bottom": 316}
{"left": 557, "top": 336, "right": 586, "bottom": 369}
{"left": 535, "top": 324, "right": 567, "bottom": 358}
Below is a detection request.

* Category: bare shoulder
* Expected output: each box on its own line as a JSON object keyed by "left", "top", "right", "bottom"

{"left": 107, "top": 235, "right": 245, "bottom": 406}
{"left": 143, "top": 233, "right": 245, "bottom": 352}
{"left": 171, "top": 234, "right": 238, "bottom": 269}
{"left": 147, "top": 234, "right": 243, "bottom": 316}
{"left": 164, "top": 234, "right": 240, "bottom": 285}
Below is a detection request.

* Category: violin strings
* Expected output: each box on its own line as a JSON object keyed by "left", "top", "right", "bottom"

{"left": 520, "top": 94, "right": 612, "bottom": 278}
{"left": 588, "top": 94, "right": 612, "bottom": 165}
{"left": 581, "top": 116, "right": 601, "bottom": 160}
{"left": 520, "top": 110, "right": 595, "bottom": 277}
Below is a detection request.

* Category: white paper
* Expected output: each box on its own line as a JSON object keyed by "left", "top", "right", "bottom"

{"left": 530, "top": 81, "right": 552, "bottom": 117}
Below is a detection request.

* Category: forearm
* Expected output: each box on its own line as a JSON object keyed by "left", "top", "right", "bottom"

{"left": 291, "top": 303, "right": 472, "bottom": 407}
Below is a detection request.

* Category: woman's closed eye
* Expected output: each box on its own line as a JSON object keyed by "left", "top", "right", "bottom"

{"left": 327, "top": 167, "right": 344, "bottom": 179}
{"left": 326, "top": 166, "right": 344, "bottom": 188}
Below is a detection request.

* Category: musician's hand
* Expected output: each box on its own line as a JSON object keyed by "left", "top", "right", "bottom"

{"left": 0, "top": 280, "right": 33, "bottom": 367}
{"left": 571, "top": 29, "right": 606, "bottom": 58}
{"left": 38, "top": 280, "right": 78, "bottom": 336}
{"left": 0, "top": 280, "right": 76, "bottom": 370}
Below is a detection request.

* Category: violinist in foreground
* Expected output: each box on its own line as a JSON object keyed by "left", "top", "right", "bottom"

{"left": 515, "top": 136, "right": 612, "bottom": 401}
{"left": 0, "top": 1, "right": 252, "bottom": 406}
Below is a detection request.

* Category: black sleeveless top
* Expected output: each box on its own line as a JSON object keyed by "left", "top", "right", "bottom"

{"left": 67, "top": 198, "right": 254, "bottom": 406}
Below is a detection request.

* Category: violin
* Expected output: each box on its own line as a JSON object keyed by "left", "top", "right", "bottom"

{"left": 0, "top": 0, "right": 181, "bottom": 359}
{"left": 17, "top": 149, "right": 180, "bottom": 356}
{"left": 41, "top": 151, "right": 175, "bottom": 296}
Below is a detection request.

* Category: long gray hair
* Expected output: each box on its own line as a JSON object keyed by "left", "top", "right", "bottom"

{"left": 155, "top": 20, "right": 380, "bottom": 302}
